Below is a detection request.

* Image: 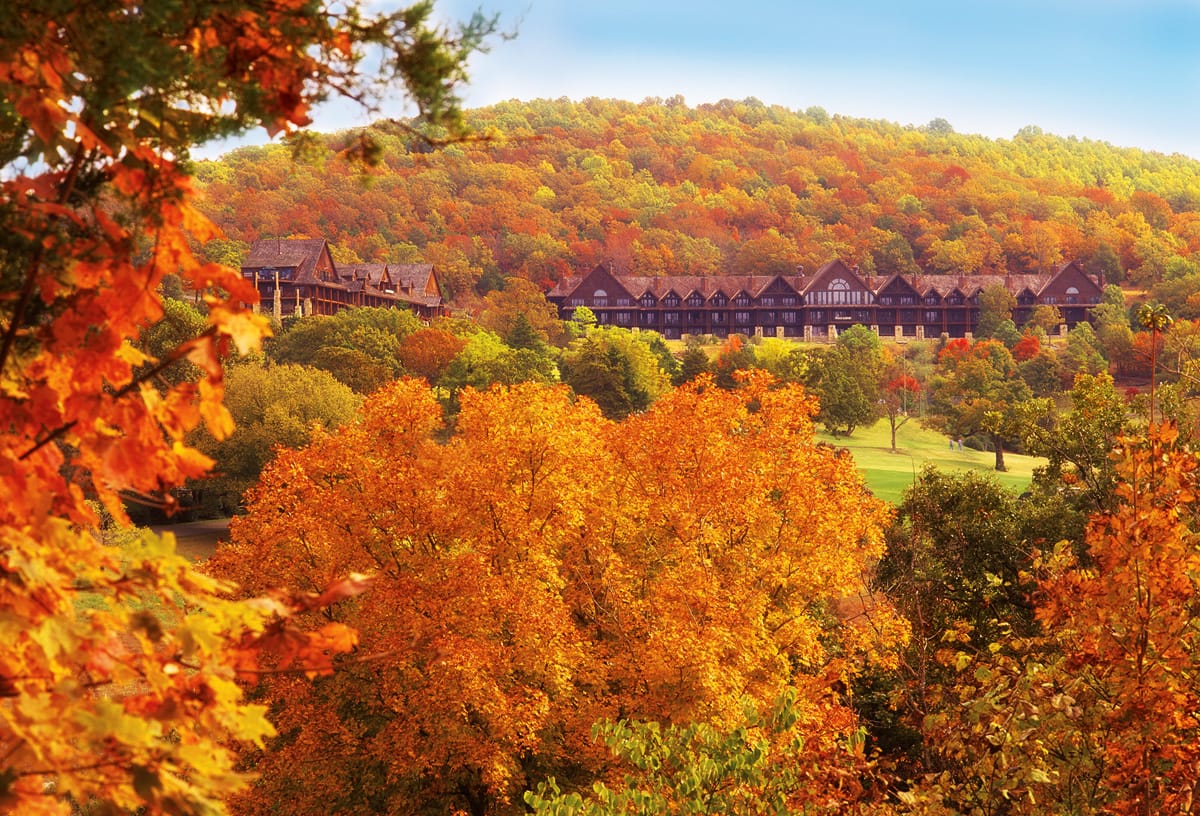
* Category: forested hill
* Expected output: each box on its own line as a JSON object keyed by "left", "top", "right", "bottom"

{"left": 194, "top": 97, "right": 1200, "bottom": 304}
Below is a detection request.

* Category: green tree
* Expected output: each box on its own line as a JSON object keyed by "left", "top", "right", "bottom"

{"left": 872, "top": 467, "right": 1034, "bottom": 772}
{"left": 1060, "top": 320, "right": 1108, "bottom": 381}
{"left": 504, "top": 312, "right": 548, "bottom": 352}
{"left": 560, "top": 327, "right": 671, "bottom": 420}
{"left": 1019, "top": 372, "right": 1130, "bottom": 517}
{"left": 194, "top": 363, "right": 361, "bottom": 509}
{"left": 526, "top": 692, "right": 876, "bottom": 816}
{"left": 807, "top": 345, "right": 875, "bottom": 437}
{"left": 927, "top": 340, "right": 1031, "bottom": 471}
{"left": 1087, "top": 241, "right": 1124, "bottom": 284}
{"left": 570, "top": 305, "right": 598, "bottom": 330}
{"left": 675, "top": 344, "right": 712, "bottom": 385}
{"left": 1025, "top": 303, "right": 1064, "bottom": 335}
{"left": 440, "top": 330, "right": 559, "bottom": 410}
{"left": 1018, "top": 347, "right": 1067, "bottom": 396}
{"left": 975, "top": 283, "right": 1017, "bottom": 339}
{"left": 267, "top": 306, "right": 420, "bottom": 389}
{"left": 135, "top": 297, "right": 209, "bottom": 386}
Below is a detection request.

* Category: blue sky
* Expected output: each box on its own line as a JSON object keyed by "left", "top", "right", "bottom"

{"left": 205, "top": 1, "right": 1200, "bottom": 159}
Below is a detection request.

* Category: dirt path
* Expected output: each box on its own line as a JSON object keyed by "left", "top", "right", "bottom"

{"left": 151, "top": 518, "right": 231, "bottom": 562}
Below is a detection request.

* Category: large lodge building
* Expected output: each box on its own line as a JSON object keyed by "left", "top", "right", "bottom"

{"left": 240, "top": 238, "right": 446, "bottom": 320}
{"left": 548, "top": 259, "right": 1105, "bottom": 340}
{"left": 240, "top": 238, "right": 1104, "bottom": 341}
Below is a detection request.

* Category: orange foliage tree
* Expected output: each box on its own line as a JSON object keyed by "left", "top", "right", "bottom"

{"left": 206, "top": 374, "right": 901, "bottom": 815}
{"left": 0, "top": 2, "right": 493, "bottom": 813}
{"left": 911, "top": 425, "right": 1200, "bottom": 814}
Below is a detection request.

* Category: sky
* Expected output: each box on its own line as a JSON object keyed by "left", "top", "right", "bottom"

{"left": 203, "top": 0, "right": 1200, "bottom": 159}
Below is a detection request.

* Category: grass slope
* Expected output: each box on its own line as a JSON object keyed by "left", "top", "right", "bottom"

{"left": 817, "top": 418, "right": 1041, "bottom": 505}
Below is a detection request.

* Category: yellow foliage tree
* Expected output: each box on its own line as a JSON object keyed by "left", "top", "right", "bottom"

{"left": 208, "top": 374, "right": 901, "bottom": 815}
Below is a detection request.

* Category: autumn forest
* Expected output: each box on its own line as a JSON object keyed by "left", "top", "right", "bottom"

{"left": 9, "top": 3, "right": 1200, "bottom": 816}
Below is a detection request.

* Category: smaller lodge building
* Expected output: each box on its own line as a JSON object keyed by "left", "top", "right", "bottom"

{"left": 547, "top": 259, "right": 1104, "bottom": 340}
{"left": 241, "top": 238, "right": 446, "bottom": 321}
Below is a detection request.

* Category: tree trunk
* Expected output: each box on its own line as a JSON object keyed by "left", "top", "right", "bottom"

{"left": 890, "top": 419, "right": 898, "bottom": 452}
{"left": 992, "top": 434, "right": 1007, "bottom": 472}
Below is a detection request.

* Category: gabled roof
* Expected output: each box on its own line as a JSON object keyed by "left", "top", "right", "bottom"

{"left": 919, "top": 273, "right": 1054, "bottom": 299}
{"left": 339, "top": 263, "right": 391, "bottom": 288}
{"left": 243, "top": 239, "right": 332, "bottom": 284}
{"left": 798, "top": 259, "right": 870, "bottom": 295}
{"left": 873, "top": 273, "right": 922, "bottom": 296}
{"left": 1038, "top": 261, "right": 1103, "bottom": 296}
{"left": 392, "top": 263, "right": 438, "bottom": 295}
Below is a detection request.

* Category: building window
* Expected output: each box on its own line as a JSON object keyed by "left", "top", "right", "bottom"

{"left": 810, "top": 309, "right": 825, "bottom": 322}
{"left": 830, "top": 277, "right": 850, "bottom": 305}
{"left": 761, "top": 296, "right": 776, "bottom": 306}
{"left": 641, "top": 312, "right": 656, "bottom": 325}
{"left": 664, "top": 312, "right": 681, "bottom": 324}
{"left": 616, "top": 312, "right": 633, "bottom": 325}
{"left": 782, "top": 295, "right": 797, "bottom": 306}
{"left": 734, "top": 293, "right": 751, "bottom": 307}
{"left": 687, "top": 294, "right": 704, "bottom": 307}
{"left": 711, "top": 294, "right": 727, "bottom": 307}
{"left": 1065, "top": 286, "right": 1079, "bottom": 305}
{"left": 735, "top": 311, "right": 751, "bottom": 324}
{"left": 925, "top": 294, "right": 940, "bottom": 305}
{"left": 947, "top": 293, "right": 962, "bottom": 305}
{"left": 593, "top": 288, "right": 608, "bottom": 307}
{"left": 664, "top": 294, "right": 680, "bottom": 307}
{"left": 640, "top": 294, "right": 656, "bottom": 307}
{"left": 1044, "top": 295, "right": 1057, "bottom": 305}
{"left": 811, "top": 277, "right": 863, "bottom": 306}
{"left": 616, "top": 297, "right": 631, "bottom": 306}
{"left": 879, "top": 296, "right": 895, "bottom": 306}
{"left": 925, "top": 310, "right": 940, "bottom": 323}
{"left": 782, "top": 311, "right": 797, "bottom": 324}
{"left": 712, "top": 313, "right": 724, "bottom": 324}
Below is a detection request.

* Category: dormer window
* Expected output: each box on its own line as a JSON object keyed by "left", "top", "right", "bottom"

{"left": 734, "top": 293, "right": 751, "bottom": 307}
{"left": 640, "top": 293, "right": 656, "bottom": 307}
{"left": 711, "top": 293, "right": 727, "bottom": 307}
{"left": 687, "top": 293, "right": 704, "bottom": 307}
{"left": 663, "top": 293, "right": 680, "bottom": 307}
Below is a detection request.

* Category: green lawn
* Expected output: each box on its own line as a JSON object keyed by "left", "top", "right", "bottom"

{"left": 816, "top": 418, "right": 1042, "bottom": 505}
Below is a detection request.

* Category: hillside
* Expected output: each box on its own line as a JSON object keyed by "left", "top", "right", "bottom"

{"left": 195, "top": 97, "right": 1200, "bottom": 307}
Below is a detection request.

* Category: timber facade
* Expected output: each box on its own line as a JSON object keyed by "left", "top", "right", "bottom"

{"left": 241, "top": 239, "right": 446, "bottom": 320}
{"left": 547, "top": 259, "right": 1103, "bottom": 340}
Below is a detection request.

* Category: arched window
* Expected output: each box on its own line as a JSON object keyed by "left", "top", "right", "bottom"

{"left": 1065, "top": 286, "right": 1079, "bottom": 305}
{"left": 593, "top": 288, "right": 608, "bottom": 307}
{"left": 829, "top": 277, "right": 850, "bottom": 305}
